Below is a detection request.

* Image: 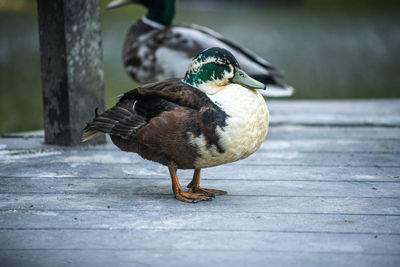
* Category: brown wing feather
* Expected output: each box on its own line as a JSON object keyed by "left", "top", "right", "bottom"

{"left": 119, "top": 78, "right": 213, "bottom": 111}
{"left": 82, "top": 79, "right": 211, "bottom": 143}
{"left": 136, "top": 107, "right": 199, "bottom": 168}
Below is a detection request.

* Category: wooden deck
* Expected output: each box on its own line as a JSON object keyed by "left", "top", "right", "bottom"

{"left": 1, "top": 99, "right": 399, "bottom": 267}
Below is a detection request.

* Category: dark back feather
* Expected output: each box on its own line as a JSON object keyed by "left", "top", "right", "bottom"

{"left": 81, "top": 78, "right": 215, "bottom": 143}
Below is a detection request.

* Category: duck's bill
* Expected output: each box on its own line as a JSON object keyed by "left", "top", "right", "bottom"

{"left": 231, "top": 68, "right": 266, "bottom": 90}
{"left": 106, "top": 0, "right": 131, "bottom": 9}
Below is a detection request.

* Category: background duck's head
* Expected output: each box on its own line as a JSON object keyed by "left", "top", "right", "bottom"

{"left": 107, "top": 0, "right": 175, "bottom": 26}
{"left": 183, "top": 47, "right": 266, "bottom": 95}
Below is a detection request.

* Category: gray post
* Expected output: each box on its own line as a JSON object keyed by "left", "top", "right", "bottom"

{"left": 37, "top": 0, "right": 105, "bottom": 146}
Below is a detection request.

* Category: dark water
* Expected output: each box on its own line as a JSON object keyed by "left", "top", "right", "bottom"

{"left": 0, "top": 1, "right": 399, "bottom": 134}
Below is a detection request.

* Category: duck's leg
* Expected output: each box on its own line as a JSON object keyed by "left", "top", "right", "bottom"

{"left": 168, "top": 163, "right": 212, "bottom": 203}
{"left": 187, "top": 169, "right": 227, "bottom": 197}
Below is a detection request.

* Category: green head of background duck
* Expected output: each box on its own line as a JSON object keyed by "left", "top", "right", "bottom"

{"left": 106, "top": 0, "right": 294, "bottom": 97}
{"left": 107, "top": 0, "right": 175, "bottom": 25}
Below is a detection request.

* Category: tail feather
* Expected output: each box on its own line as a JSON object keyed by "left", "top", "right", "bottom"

{"left": 81, "top": 130, "right": 106, "bottom": 142}
{"left": 81, "top": 99, "right": 147, "bottom": 143}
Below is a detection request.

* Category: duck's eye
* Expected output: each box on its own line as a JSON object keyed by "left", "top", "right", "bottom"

{"left": 239, "top": 71, "right": 245, "bottom": 78}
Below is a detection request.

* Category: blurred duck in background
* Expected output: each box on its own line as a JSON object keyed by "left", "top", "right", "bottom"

{"left": 107, "top": 0, "right": 293, "bottom": 97}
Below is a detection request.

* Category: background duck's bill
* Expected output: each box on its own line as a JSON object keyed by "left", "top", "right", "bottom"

{"left": 106, "top": 0, "right": 132, "bottom": 9}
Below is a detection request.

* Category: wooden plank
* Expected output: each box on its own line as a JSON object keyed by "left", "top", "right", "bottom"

{"left": 268, "top": 99, "right": 400, "bottom": 126}
{"left": 1, "top": 130, "right": 44, "bottom": 138}
{"left": 2, "top": 137, "right": 399, "bottom": 153}
{"left": 1, "top": 162, "right": 399, "bottom": 182}
{"left": 1, "top": 230, "right": 399, "bottom": 254}
{"left": 1, "top": 149, "right": 398, "bottom": 167}
{"left": 268, "top": 125, "right": 400, "bottom": 140}
{"left": 1, "top": 250, "right": 399, "bottom": 267}
{"left": 258, "top": 139, "right": 400, "bottom": 153}
{"left": 1, "top": 178, "right": 399, "bottom": 198}
{"left": 1, "top": 210, "right": 399, "bottom": 234}
{"left": 36, "top": 0, "right": 104, "bottom": 145}
{"left": 2, "top": 125, "right": 400, "bottom": 150}
{"left": 2, "top": 126, "right": 393, "bottom": 151}
{"left": 240, "top": 150, "right": 400, "bottom": 166}
{"left": 1, "top": 194, "right": 398, "bottom": 215}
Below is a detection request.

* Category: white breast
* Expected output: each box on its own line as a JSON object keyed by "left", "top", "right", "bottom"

{"left": 190, "top": 84, "right": 269, "bottom": 168}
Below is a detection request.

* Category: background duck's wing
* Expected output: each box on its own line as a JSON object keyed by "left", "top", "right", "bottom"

{"left": 185, "top": 24, "right": 281, "bottom": 76}
{"left": 153, "top": 24, "right": 293, "bottom": 97}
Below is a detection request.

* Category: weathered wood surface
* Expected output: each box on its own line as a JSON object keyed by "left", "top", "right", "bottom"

{"left": 37, "top": 0, "right": 105, "bottom": 146}
{"left": 0, "top": 100, "right": 399, "bottom": 267}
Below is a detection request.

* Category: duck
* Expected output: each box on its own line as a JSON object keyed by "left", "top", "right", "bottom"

{"left": 82, "top": 47, "right": 269, "bottom": 203}
{"left": 107, "top": 0, "right": 293, "bottom": 97}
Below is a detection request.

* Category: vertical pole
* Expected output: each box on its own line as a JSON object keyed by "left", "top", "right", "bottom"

{"left": 37, "top": 0, "right": 105, "bottom": 145}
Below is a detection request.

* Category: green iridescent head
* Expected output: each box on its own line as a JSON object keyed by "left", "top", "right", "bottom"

{"left": 183, "top": 47, "right": 266, "bottom": 94}
{"left": 107, "top": 0, "right": 175, "bottom": 26}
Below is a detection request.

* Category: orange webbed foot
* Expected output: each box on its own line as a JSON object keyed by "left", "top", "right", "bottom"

{"left": 174, "top": 190, "right": 212, "bottom": 203}
{"left": 187, "top": 186, "right": 227, "bottom": 197}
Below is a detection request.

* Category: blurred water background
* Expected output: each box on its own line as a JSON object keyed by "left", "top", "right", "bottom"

{"left": 0, "top": 0, "right": 399, "bottom": 134}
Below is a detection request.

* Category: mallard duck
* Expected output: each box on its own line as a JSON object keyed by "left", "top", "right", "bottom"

{"left": 107, "top": 0, "right": 293, "bottom": 97}
{"left": 82, "top": 47, "right": 269, "bottom": 203}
